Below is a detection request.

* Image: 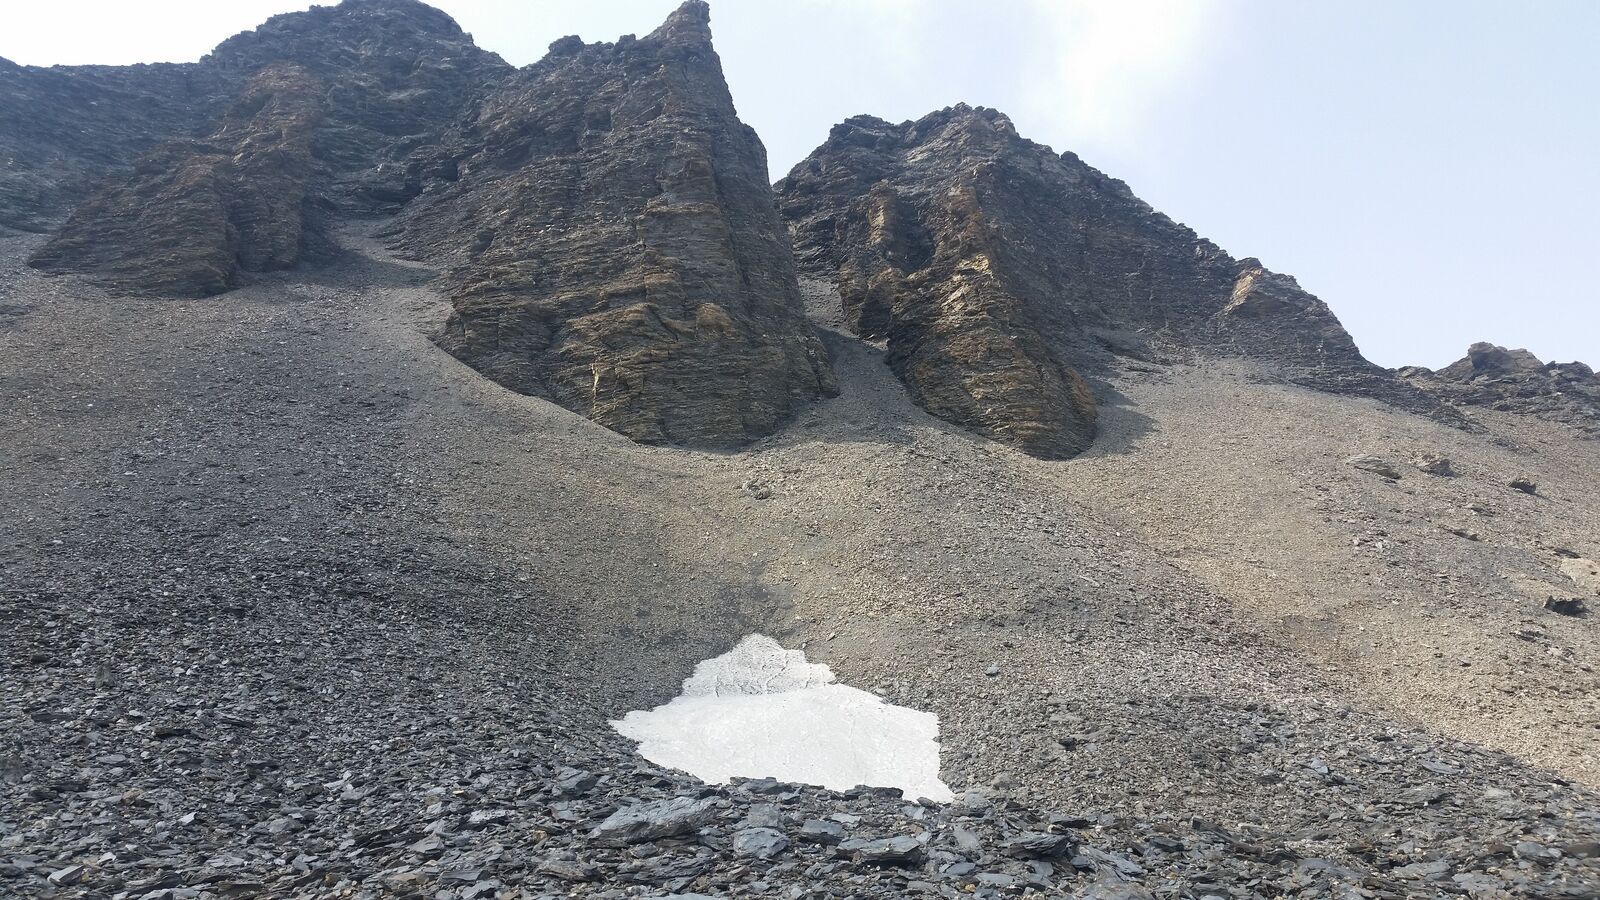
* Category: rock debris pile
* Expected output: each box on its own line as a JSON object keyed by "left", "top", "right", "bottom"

{"left": 2, "top": 1, "right": 1598, "bottom": 898}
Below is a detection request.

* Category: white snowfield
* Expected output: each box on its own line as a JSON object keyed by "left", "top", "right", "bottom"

{"left": 613, "top": 635, "right": 954, "bottom": 802}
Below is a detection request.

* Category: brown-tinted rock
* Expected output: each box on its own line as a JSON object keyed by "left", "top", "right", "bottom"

{"left": 778, "top": 106, "right": 1454, "bottom": 457}
{"left": 1400, "top": 343, "right": 1599, "bottom": 436}
{"left": 393, "top": 1, "right": 835, "bottom": 449}
{"left": 28, "top": 65, "right": 329, "bottom": 297}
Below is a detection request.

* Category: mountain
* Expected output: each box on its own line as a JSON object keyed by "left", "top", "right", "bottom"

{"left": 9, "top": 0, "right": 833, "bottom": 447}
{"left": 390, "top": 1, "right": 837, "bottom": 448}
{"left": 2, "top": 3, "right": 1598, "bottom": 899}
{"left": 777, "top": 106, "right": 1454, "bottom": 458}
{"left": 9, "top": 0, "right": 507, "bottom": 293}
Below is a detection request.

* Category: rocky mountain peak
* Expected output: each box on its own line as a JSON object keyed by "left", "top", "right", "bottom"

{"left": 389, "top": 1, "right": 835, "bottom": 449}
{"left": 647, "top": 0, "right": 714, "bottom": 45}
{"left": 207, "top": 0, "right": 480, "bottom": 58}
{"left": 778, "top": 104, "right": 1454, "bottom": 458}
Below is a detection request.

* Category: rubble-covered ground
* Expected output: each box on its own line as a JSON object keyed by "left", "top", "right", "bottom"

{"left": 3, "top": 228, "right": 1598, "bottom": 899}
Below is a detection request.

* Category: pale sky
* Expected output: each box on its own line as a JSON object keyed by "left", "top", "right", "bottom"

{"left": 5, "top": 0, "right": 1597, "bottom": 369}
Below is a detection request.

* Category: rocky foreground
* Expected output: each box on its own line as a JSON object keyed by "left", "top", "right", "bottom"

{"left": 4, "top": 1, "right": 1600, "bottom": 899}
{"left": 3, "top": 223, "right": 1597, "bottom": 899}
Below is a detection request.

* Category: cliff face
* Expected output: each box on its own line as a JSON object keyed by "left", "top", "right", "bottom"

{"left": 1401, "top": 343, "right": 1600, "bottom": 437}
{"left": 0, "top": 59, "right": 219, "bottom": 232}
{"left": 393, "top": 2, "right": 836, "bottom": 449}
{"left": 777, "top": 106, "right": 1450, "bottom": 457}
{"left": 203, "top": 0, "right": 510, "bottom": 211}
{"left": 27, "top": 65, "right": 330, "bottom": 297}
{"left": 10, "top": 0, "right": 508, "bottom": 289}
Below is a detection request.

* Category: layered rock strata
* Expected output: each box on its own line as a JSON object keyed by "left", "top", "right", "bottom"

{"left": 778, "top": 106, "right": 1451, "bottom": 457}
{"left": 1402, "top": 342, "right": 1599, "bottom": 436}
{"left": 393, "top": 2, "right": 836, "bottom": 448}
{"left": 11, "top": 0, "right": 509, "bottom": 278}
{"left": 28, "top": 65, "right": 330, "bottom": 297}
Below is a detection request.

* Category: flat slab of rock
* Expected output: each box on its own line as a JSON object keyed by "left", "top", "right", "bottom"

{"left": 592, "top": 796, "right": 720, "bottom": 845}
{"left": 1346, "top": 455, "right": 1402, "bottom": 480}
{"left": 1003, "top": 831, "right": 1074, "bottom": 858}
{"left": 840, "top": 834, "right": 925, "bottom": 866}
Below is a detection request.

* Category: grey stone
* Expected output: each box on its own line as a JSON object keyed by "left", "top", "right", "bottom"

{"left": 798, "top": 819, "right": 846, "bottom": 845}
{"left": 1346, "top": 455, "right": 1402, "bottom": 480}
{"left": 843, "top": 834, "right": 925, "bottom": 866}
{"left": 732, "top": 827, "right": 789, "bottom": 859}
{"left": 593, "top": 796, "right": 720, "bottom": 845}
{"left": 1003, "top": 831, "right": 1073, "bottom": 858}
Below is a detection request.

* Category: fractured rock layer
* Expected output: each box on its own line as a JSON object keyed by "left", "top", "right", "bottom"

{"left": 0, "top": 58, "right": 217, "bottom": 232}
{"left": 1402, "top": 342, "right": 1600, "bottom": 436}
{"left": 394, "top": 1, "right": 835, "bottom": 449}
{"left": 10, "top": 0, "right": 509, "bottom": 282}
{"left": 28, "top": 66, "right": 330, "bottom": 297}
{"left": 778, "top": 105, "right": 1451, "bottom": 457}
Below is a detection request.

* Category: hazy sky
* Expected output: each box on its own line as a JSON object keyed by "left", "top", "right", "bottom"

{"left": 5, "top": 0, "right": 1597, "bottom": 369}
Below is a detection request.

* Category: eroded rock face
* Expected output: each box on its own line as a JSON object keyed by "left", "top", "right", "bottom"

{"left": 203, "top": 0, "right": 510, "bottom": 211}
{"left": 393, "top": 1, "right": 836, "bottom": 449}
{"left": 1400, "top": 342, "right": 1600, "bottom": 436}
{"left": 777, "top": 106, "right": 1450, "bottom": 457}
{"left": 0, "top": 58, "right": 219, "bottom": 232}
{"left": 10, "top": 0, "right": 509, "bottom": 286}
{"left": 28, "top": 65, "right": 330, "bottom": 297}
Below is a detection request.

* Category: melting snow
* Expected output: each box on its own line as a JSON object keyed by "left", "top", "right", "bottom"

{"left": 613, "top": 634, "right": 954, "bottom": 802}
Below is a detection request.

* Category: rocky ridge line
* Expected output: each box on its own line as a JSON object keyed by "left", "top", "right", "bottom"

{"left": 777, "top": 106, "right": 1458, "bottom": 458}
{"left": 1402, "top": 342, "right": 1600, "bottom": 437}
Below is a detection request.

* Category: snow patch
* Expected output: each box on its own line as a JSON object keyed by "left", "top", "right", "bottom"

{"left": 613, "top": 634, "right": 953, "bottom": 802}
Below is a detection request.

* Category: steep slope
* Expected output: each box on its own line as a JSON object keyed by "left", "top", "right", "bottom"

{"left": 13, "top": 0, "right": 508, "bottom": 292}
{"left": 392, "top": 1, "right": 836, "bottom": 449}
{"left": 777, "top": 106, "right": 1450, "bottom": 457}
{"left": 1402, "top": 342, "right": 1600, "bottom": 437}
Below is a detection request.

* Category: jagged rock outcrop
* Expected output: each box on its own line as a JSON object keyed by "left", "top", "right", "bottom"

{"left": 1401, "top": 342, "right": 1600, "bottom": 436}
{"left": 777, "top": 106, "right": 1451, "bottom": 457}
{"left": 202, "top": 0, "right": 510, "bottom": 211}
{"left": 12, "top": 0, "right": 828, "bottom": 448}
{"left": 392, "top": 1, "right": 836, "bottom": 449}
{"left": 9, "top": 0, "right": 508, "bottom": 280}
{"left": 27, "top": 65, "right": 330, "bottom": 296}
{"left": 0, "top": 58, "right": 219, "bottom": 232}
